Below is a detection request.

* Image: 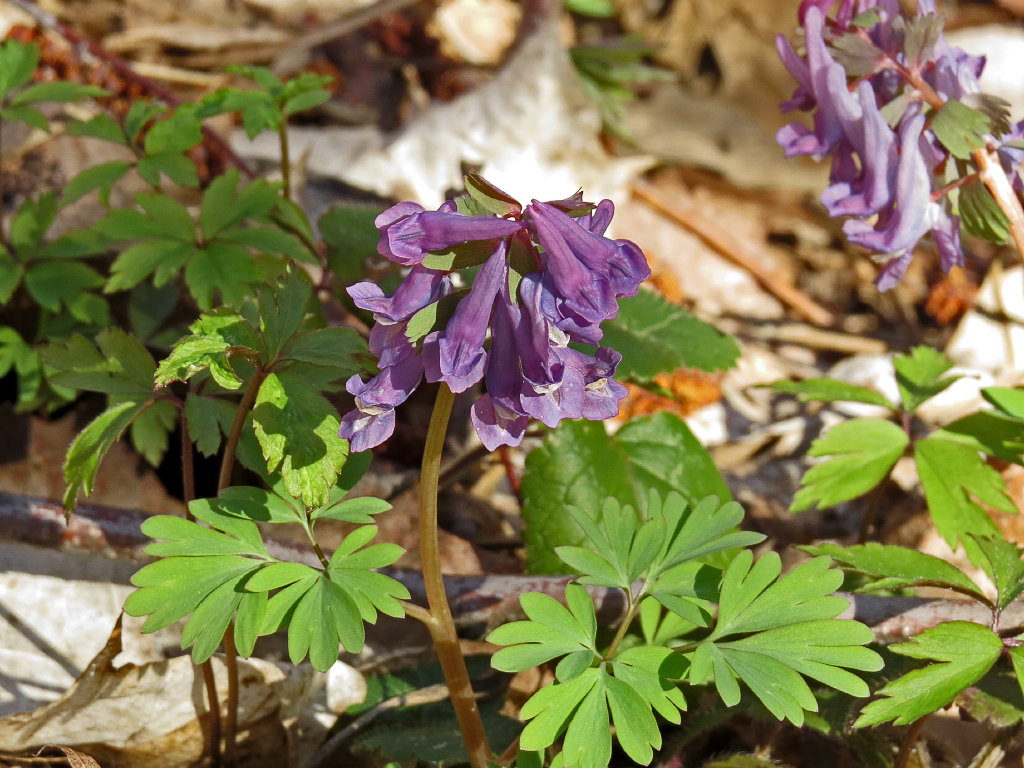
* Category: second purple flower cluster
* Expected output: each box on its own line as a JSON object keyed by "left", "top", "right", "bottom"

{"left": 338, "top": 181, "right": 650, "bottom": 452}
{"left": 777, "top": 0, "right": 1020, "bottom": 289}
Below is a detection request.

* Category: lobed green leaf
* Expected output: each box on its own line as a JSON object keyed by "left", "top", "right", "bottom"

{"left": 791, "top": 419, "right": 908, "bottom": 512}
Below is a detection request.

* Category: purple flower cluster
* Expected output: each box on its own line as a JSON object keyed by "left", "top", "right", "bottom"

{"left": 338, "top": 182, "right": 650, "bottom": 452}
{"left": 777, "top": 0, "right": 996, "bottom": 289}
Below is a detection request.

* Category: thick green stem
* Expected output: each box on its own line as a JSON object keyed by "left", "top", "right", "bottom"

{"left": 420, "top": 383, "right": 492, "bottom": 768}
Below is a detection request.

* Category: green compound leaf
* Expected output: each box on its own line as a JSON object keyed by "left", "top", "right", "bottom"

{"left": 67, "top": 113, "right": 127, "bottom": 145}
{"left": 512, "top": 650, "right": 675, "bottom": 768}
{"left": 521, "top": 414, "right": 730, "bottom": 573}
{"left": 855, "top": 621, "right": 1004, "bottom": 727}
{"left": 137, "top": 151, "right": 199, "bottom": 188}
{"left": 41, "top": 328, "right": 157, "bottom": 396}
{"left": 24, "top": 261, "right": 104, "bottom": 313}
{"left": 599, "top": 290, "right": 740, "bottom": 381}
{"left": 968, "top": 534, "right": 1024, "bottom": 612}
{"left": 802, "top": 542, "right": 988, "bottom": 604}
{"left": 0, "top": 39, "right": 39, "bottom": 99}
{"left": 199, "top": 169, "right": 280, "bottom": 240}
{"left": 933, "top": 410, "right": 1024, "bottom": 465}
{"left": 326, "top": 528, "right": 408, "bottom": 621}
{"left": 932, "top": 99, "right": 990, "bottom": 160}
{"left": 245, "top": 529, "right": 407, "bottom": 671}
{"left": 185, "top": 240, "right": 267, "bottom": 311}
{"left": 791, "top": 419, "right": 908, "bottom": 512}
{"left": 319, "top": 204, "right": 381, "bottom": 287}
{"left": 155, "top": 308, "right": 261, "bottom": 390}
{"left": 258, "top": 268, "right": 310, "bottom": 362}
{"left": 0, "top": 247, "right": 22, "bottom": 304}
{"left": 61, "top": 160, "right": 133, "bottom": 208}
{"left": 125, "top": 554, "right": 267, "bottom": 662}
{"left": 129, "top": 397, "right": 176, "bottom": 467}
{"left": 184, "top": 393, "right": 237, "bottom": 456}
{"left": 281, "top": 326, "right": 374, "bottom": 382}
{"left": 693, "top": 552, "right": 882, "bottom": 725}
{"left": 915, "top": 436, "right": 1015, "bottom": 549}
{"left": 894, "top": 345, "right": 959, "bottom": 413}
{"left": 63, "top": 399, "right": 151, "bottom": 510}
{"left": 251, "top": 370, "right": 348, "bottom": 508}
{"left": 489, "top": 584, "right": 598, "bottom": 675}
{"left": 10, "top": 81, "right": 107, "bottom": 106}
{"left": 556, "top": 492, "right": 761, "bottom": 597}
{"left": 10, "top": 192, "right": 56, "bottom": 252}
{"left": 106, "top": 239, "right": 194, "bottom": 293}
{"left": 985, "top": 387, "right": 1024, "bottom": 419}
{"left": 768, "top": 377, "right": 893, "bottom": 408}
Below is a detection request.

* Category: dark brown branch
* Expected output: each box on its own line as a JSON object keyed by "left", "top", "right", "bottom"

{"left": 3, "top": 491, "right": 1021, "bottom": 640}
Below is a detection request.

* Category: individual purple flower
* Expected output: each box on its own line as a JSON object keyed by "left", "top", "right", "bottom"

{"left": 339, "top": 354, "right": 424, "bottom": 453}
{"left": 338, "top": 175, "right": 648, "bottom": 452}
{"left": 375, "top": 201, "right": 525, "bottom": 265}
{"left": 776, "top": 0, "right": 1006, "bottom": 290}
{"left": 424, "top": 241, "right": 509, "bottom": 393}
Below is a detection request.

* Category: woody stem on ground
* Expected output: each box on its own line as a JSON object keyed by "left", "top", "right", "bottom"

{"left": 420, "top": 383, "right": 492, "bottom": 768}
{"left": 181, "top": 409, "right": 222, "bottom": 768}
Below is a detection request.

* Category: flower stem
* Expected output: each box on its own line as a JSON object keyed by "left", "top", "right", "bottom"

{"left": 420, "top": 383, "right": 492, "bottom": 768}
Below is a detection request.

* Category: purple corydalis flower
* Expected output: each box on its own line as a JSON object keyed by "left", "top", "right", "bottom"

{"left": 376, "top": 201, "right": 525, "bottom": 265}
{"left": 339, "top": 176, "right": 649, "bottom": 452}
{"left": 776, "top": 1, "right": 996, "bottom": 289}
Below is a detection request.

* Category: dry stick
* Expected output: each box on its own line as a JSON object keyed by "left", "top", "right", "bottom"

{"left": 270, "top": 0, "right": 420, "bottom": 74}
{"left": 4, "top": 0, "right": 259, "bottom": 180}
{"left": 181, "top": 410, "right": 222, "bottom": 767}
{"left": 631, "top": 179, "right": 836, "bottom": 327}
{"left": 419, "top": 384, "right": 492, "bottom": 768}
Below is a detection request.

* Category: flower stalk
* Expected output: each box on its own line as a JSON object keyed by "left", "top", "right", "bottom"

{"left": 419, "top": 383, "right": 492, "bottom": 768}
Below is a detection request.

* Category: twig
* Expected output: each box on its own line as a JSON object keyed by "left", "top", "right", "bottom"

{"left": 631, "top": 179, "right": 836, "bottom": 327}
{"left": 7, "top": 491, "right": 1024, "bottom": 642}
{"left": 305, "top": 683, "right": 460, "bottom": 768}
{"left": 270, "top": 0, "right": 420, "bottom": 75}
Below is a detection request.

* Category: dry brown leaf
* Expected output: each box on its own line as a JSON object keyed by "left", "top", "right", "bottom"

{"left": 39, "top": 745, "right": 103, "bottom": 768}
{"left": 0, "top": 616, "right": 340, "bottom": 768}
{"left": 103, "top": 24, "right": 287, "bottom": 55}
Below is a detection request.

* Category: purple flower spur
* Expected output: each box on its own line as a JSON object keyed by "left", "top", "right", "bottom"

{"left": 338, "top": 176, "right": 650, "bottom": 452}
